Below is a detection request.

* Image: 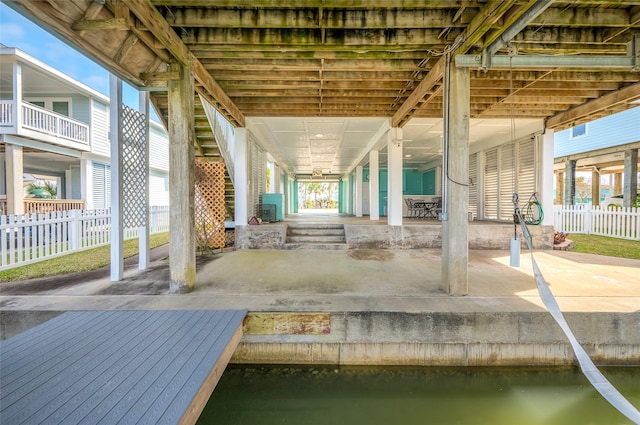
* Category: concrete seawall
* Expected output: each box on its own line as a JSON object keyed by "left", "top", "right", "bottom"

{"left": 3, "top": 310, "right": 637, "bottom": 366}
{"left": 234, "top": 311, "right": 639, "bottom": 366}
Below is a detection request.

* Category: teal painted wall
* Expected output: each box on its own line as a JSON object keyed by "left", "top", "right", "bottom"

{"left": 363, "top": 168, "right": 435, "bottom": 216}
{"left": 293, "top": 180, "right": 299, "bottom": 213}
{"left": 422, "top": 169, "right": 437, "bottom": 195}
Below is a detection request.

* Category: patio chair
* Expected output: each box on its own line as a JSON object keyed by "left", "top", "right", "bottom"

{"left": 404, "top": 198, "right": 418, "bottom": 217}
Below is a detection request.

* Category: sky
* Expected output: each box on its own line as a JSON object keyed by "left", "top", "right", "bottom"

{"left": 0, "top": 1, "right": 155, "bottom": 118}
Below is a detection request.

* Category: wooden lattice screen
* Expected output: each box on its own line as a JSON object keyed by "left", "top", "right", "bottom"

{"left": 195, "top": 159, "right": 226, "bottom": 249}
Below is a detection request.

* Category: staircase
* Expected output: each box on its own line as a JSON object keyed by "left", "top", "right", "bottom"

{"left": 284, "top": 224, "right": 347, "bottom": 250}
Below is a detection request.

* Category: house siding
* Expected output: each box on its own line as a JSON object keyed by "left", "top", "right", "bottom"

{"left": 91, "top": 99, "right": 109, "bottom": 156}
{"left": 554, "top": 106, "right": 640, "bottom": 157}
{"left": 149, "top": 122, "right": 169, "bottom": 171}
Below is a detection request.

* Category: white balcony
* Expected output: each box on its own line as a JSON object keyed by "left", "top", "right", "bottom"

{"left": 0, "top": 100, "right": 90, "bottom": 150}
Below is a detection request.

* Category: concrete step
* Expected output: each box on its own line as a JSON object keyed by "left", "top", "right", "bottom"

{"left": 287, "top": 235, "right": 346, "bottom": 243}
{"left": 287, "top": 228, "right": 345, "bottom": 237}
{"left": 287, "top": 223, "right": 345, "bottom": 230}
{"left": 284, "top": 224, "right": 346, "bottom": 248}
{"left": 283, "top": 243, "right": 349, "bottom": 250}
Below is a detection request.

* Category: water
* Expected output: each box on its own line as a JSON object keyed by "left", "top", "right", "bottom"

{"left": 197, "top": 365, "right": 640, "bottom": 425}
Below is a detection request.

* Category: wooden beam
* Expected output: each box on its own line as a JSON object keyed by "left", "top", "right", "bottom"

{"left": 546, "top": 82, "right": 640, "bottom": 129}
{"left": 392, "top": 0, "right": 518, "bottom": 127}
{"left": 113, "top": 33, "right": 139, "bottom": 64}
{"left": 123, "top": 0, "right": 245, "bottom": 127}
{"left": 76, "top": 2, "right": 105, "bottom": 37}
{"left": 151, "top": 0, "right": 487, "bottom": 7}
{"left": 72, "top": 18, "right": 129, "bottom": 31}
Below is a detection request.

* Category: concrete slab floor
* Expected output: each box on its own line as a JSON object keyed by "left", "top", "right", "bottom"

{"left": 1, "top": 246, "right": 638, "bottom": 314}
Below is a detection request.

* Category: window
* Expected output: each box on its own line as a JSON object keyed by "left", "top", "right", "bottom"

{"left": 571, "top": 123, "right": 587, "bottom": 139}
{"left": 24, "top": 98, "right": 72, "bottom": 117}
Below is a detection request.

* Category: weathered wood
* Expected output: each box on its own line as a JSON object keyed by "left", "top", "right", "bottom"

{"left": 244, "top": 312, "right": 331, "bottom": 335}
{"left": 72, "top": 17, "right": 129, "bottom": 31}
{"left": 123, "top": 0, "right": 245, "bottom": 127}
{"left": 0, "top": 310, "right": 246, "bottom": 425}
{"left": 168, "top": 63, "right": 196, "bottom": 293}
{"left": 546, "top": 82, "right": 640, "bottom": 129}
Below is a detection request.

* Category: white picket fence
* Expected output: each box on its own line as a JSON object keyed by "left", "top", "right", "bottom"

{"left": 1, "top": 206, "right": 169, "bottom": 271}
{"left": 553, "top": 205, "right": 640, "bottom": 241}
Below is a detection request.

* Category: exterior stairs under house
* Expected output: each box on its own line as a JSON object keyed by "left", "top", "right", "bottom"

{"left": 284, "top": 224, "right": 347, "bottom": 250}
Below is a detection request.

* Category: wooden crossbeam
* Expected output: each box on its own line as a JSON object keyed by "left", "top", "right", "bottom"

{"left": 123, "top": 0, "right": 245, "bottom": 127}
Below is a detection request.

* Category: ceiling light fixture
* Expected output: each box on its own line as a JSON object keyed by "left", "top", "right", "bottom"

{"left": 315, "top": 133, "right": 324, "bottom": 138}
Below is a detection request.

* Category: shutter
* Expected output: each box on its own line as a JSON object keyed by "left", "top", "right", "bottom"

{"left": 499, "top": 143, "right": 515, "bottom": 221}
{"left": 484, "top": 148, "right": 498, "bottom": 219}
{"left": 104, "top": 165, "right": 111, "bottom": 209}
{"left": 468, "top": 153, "right": 478, "bottom": 218}
{"left": 92, "top": 163, "right": 105, "bottom": 209}
{"left": 517, "top": 138, "right": 536, "bottom": 201}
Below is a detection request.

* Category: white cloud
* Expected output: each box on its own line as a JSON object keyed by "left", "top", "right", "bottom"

{"left": 0, "top": 22, "right": 25, "bottom": 41}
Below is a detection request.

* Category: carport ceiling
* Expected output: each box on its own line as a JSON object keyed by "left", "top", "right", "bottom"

{"left": 6, "top": 1, "right": 640, "bottom": 174}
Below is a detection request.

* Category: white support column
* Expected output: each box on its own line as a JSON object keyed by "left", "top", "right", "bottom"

{"left": 234, "top": 128, "right": 249, "bottom": 225}
{"left": 6, "top": 144, "right": 24, "bottom": 215}
{"left": 387, "top": 127, "right": 403, "bottom": 225}
{"left": 355, "top": 165, "right": 363, "bottom": 217}
{"left": 539, "top": 130, "right": 555, "bottom": 225}
{"left": 441, "top": 58, "right": 469, "bottom": 296}
{"left": 343, "top": 174, "right": 351, "bottom": 214}
{"left": 623, "top": 149, "right": 638, "bottom": 208}
{"left": 168, "top": 64, "right": 196, "bottom": 293}
{"left": 0, "top": 152, "right": 6, "bottom": 196}
{"left": 138, "top": 91, "right": 151, "bottom": 270}
{"left": 369, "top": 150, "right": 380, "bottom": 221}
{"left": 12, "top": 62, "right": 22, "bottom": 134}
{"left": 109, "top": 75, "right": 124, "bottom": 281}
{"left": 80, "top": 158, "right": 92, "bottom": 209}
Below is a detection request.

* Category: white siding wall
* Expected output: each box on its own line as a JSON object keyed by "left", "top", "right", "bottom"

{"left": 555, "top": 106, "right": 640, "bottom": 157}
{"left": 70, "top": 94, "right": 90, "bottom": 123}
{"left": 91, "top": 99, "right": 109, "bottom": 156}
{"left": 149, "top": 122, "right": 169, "bottom": 171}
{"left": 150, "top": 172, "right": 169, "bottom": 206}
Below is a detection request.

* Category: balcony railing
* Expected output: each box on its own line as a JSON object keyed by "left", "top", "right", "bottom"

{"left": 0, "top": 199, "right": 86, "bottom": 215}
{"left": 0, "top": 101, "right": 89, "bottom": 146}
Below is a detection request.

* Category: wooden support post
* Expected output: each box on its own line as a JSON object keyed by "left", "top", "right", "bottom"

{"left": 592, "top": 169, "right": 601, "bottom": 206}
{"left": 168, "top": 63, "right": 196, "bottom": 294}
{"left": 564, "top": 159, "right": 576, "bottom": 205}
{"left": 555, "top": 171, "right": 564, "bottom": 205}
{"left": 441, "top": 58, "right": 470, "bottom": 296}
{"left": 623, "top": 149, "right": 638, "bottom": 208}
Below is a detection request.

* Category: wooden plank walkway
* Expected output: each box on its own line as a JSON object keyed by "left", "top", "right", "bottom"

{"left": 0, "top": 310, "right": 246, "bottom": 425}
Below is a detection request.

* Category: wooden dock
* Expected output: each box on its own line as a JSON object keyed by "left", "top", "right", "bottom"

{"left": 0, "top": 310, "right": 246, "bottom": 425}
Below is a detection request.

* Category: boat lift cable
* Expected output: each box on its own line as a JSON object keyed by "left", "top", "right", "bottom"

{"left": 514, "top": 203, "right": 640, "bottom": 425}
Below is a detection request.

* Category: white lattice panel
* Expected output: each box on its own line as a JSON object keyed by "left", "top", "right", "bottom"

{"left": 121, "top": 105, "right": 147, "bottom": 228}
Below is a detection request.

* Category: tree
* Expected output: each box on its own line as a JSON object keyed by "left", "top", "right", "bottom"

{"left": 574, "top": 176, "right": 591, "bottom": 204}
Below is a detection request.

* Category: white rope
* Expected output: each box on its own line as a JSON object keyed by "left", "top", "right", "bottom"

{"left": 515, "top": 210, "right": 640, "bottom": 424}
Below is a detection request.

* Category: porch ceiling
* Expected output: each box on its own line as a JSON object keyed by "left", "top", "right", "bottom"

{"left": 5, "top": 0, "right": 640, "bottom": 176}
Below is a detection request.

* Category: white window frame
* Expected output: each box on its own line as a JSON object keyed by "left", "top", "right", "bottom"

{"left": 570, "top": 123, "right": 587, "bottom": 139}
{"left": 24, "top": 97, "right": 73, "bottom": 117}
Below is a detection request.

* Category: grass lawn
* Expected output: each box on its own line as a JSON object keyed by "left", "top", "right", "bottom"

{"left": 0, "top": 232, "right": 169, "bottom": 283}
{"left": 568, "top": 233, "right": 640, "bottom": 260}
